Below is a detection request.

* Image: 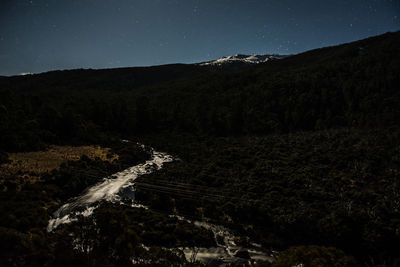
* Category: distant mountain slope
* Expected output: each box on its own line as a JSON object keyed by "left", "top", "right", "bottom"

{"left": 1, "top": 32, "right": 397, "bottom": 94}
{"left": 252, "top": 31, "right": 400, "bottom": 74}
{"left": 0, "top": 64, "right": 210, "bottom": 92}
{"left": 130, "top": 31, "right": 400, "bottom": 134}
{"left": 0, "top": 56, "right": 271, "bottom": 93}
{"left": 0, "top": 31, "right": 399, "bottom": 151}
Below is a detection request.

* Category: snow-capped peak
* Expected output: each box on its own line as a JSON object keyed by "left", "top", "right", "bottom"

{"left": 199, "top": 54, "right": 286, "bottom": 66}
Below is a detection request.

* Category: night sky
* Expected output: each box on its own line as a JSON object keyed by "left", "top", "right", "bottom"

{"left": 0, "top": 0, "right": 399, "bottom": 76}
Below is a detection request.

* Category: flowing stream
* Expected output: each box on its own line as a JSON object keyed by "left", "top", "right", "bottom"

{"left": 47, "top": 145, "right": 273, "bottom": 265}
{"left": 47, "top": 147, "right": 173, "bottom": 232}
{"left": 174, "top": 216, "right": 273, "bottom": 265}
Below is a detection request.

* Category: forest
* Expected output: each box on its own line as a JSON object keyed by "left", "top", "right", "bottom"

{"left": 0, "top": 31, "right": 399, "bottom": 266}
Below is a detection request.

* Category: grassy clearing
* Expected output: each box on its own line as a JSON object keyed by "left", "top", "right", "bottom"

{"left": 0, "top": 145, "right": 118, "bottom": 183}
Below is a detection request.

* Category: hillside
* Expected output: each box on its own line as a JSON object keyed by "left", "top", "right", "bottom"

{"left": 0, "top": 31, "right": 399, "bottom": 151}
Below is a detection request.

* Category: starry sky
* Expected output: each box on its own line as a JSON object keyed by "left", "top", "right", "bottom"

{"left": 0, "top": 0, "right": 399, "bottom": 76}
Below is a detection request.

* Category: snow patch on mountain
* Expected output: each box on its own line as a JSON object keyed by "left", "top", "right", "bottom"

{"left": 199, "top": 54, "right": 287, "bottom": 66}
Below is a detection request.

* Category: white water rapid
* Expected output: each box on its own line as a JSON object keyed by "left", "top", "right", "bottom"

{"left": 173, "top": 216, "right": 274, "bottom": 265}
{"left": 47, "top": 148, "right": 173, "bottom": 232}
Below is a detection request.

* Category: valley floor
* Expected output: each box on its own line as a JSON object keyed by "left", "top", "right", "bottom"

{"left": 1, "top": 128, "right": 399, "bottom": 266}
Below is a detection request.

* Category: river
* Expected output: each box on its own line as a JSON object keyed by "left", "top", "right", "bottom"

{"left": 47, "top": 145, "right": 273, "bottom": 265}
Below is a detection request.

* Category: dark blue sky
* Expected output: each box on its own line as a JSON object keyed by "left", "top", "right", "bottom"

{"left": 0, "top": 0, "right": 399, "bottom": 76}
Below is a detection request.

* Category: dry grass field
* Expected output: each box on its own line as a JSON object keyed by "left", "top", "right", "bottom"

{"left": 0, "top": 145, "right": 118, "bottom": 184}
